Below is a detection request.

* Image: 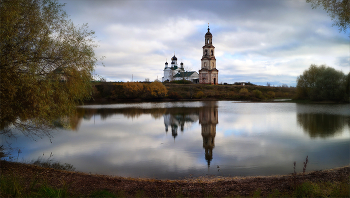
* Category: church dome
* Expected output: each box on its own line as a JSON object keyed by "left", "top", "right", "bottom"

{"left": 206, "top": 28, "right": 212, "bottom": 36}
{"left": 171, "top": 55, "right": 177, "bottom": 61}
{"left": 206, "top": 25, "right": 212, "bottom": 36}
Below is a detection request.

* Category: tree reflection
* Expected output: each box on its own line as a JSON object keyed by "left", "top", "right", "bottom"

{"left": 297, "top": 113, "right": 349, "bottom": 138}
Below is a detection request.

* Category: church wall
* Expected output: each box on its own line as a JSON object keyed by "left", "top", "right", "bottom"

{"left": 199, "top": 70, "right": 208, "bottom": 84}
{"left": 209, "top": 61, "right": 216, "bottom": 70}
{"left": 210, "top": 72, "right": 218, "bottom": 85}
{"left": 199, "top": 70, "right": 218, "bottom": 84}
{"left": 202, "top": 60, "right": 210, "bottom": 69}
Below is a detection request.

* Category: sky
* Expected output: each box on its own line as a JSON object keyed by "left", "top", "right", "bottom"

{"left": 58, "top": 0, "right": 349, "bottom": 86}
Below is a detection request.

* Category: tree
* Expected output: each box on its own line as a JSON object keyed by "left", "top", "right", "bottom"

{"left": 296, "top": 64, "right": 347, "bottom": 101}
{"left": 123, "top": 82, "right": 144, "bottom": 98}
{"left": 0, "top": 0, "right": 99, "bottom": 138}
{"left": 306, "top": 0, "right": 350, "bottom": 33}
{"left": 144, "top": 82, "right": 168, "bottom": 99}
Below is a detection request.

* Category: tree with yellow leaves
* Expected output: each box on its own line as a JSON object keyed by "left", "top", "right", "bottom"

{"left": 0, "top": 0, "right": 99, "bottom": 137}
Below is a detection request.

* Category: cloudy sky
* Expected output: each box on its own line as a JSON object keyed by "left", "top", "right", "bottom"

{"left": 58, "top": 0, "right": 349, "bottom": 86}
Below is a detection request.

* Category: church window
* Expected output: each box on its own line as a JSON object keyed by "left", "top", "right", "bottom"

{"left": 205, "top": 49, "right": 207, "bottom": 56}
{"left": 211, "top": 50, "right": 213, "bottom": 56}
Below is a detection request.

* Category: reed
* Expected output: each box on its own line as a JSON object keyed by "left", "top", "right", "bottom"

{"left": 30, "top": 153, "right": 75, "bottom": 171}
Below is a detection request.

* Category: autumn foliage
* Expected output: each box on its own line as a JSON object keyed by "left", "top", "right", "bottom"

{"left": 100, "top": 82, "right": 297, "bottom": 101}
{"left": 296, "top": 64, "right": 349, "bottom": 101}
{"left": 111, "top": 82, "right": 168, "bottom": 99}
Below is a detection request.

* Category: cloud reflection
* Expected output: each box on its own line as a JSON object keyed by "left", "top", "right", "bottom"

{"left": 10, "top": 102, "right": 350, "bottom": 179}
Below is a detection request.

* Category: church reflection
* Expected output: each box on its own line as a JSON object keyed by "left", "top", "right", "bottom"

{"left": 200, "top": 102, "right": 218, "bottom": 168}
{"left": 163, "top": 112, "right": 199, "bottom": 140}
{"left": 73, "top": 102, "right": 219, "bottom": 167}
{"left": 162, "top": 101, "right": 218, "bottom": 167}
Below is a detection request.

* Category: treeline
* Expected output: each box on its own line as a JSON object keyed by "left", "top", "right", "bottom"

{"left": 91, "top": 64, "right": 349, "bottom": 102}
{"left": 296, "top": 64, "right": 350, "bottom": 102}
{"left": 91, "top": 82, "right": 296, "bottom": 101}
{"left": 165, "top": 84, "right": 295, "bottom": 100}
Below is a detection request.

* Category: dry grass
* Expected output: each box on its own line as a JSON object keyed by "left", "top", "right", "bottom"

{"left": 1, "top": 160, "right": 348, "bottom": 197}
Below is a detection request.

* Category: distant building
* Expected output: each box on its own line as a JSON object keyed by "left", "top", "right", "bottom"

{"left": 162, "top": 25, "right": 218, "bottom": 84}
{"left": 199, "top": 25, "right": 218, "bottom": 85}
{"left": 162, "top": 54, "right": 199, "bottom": 83}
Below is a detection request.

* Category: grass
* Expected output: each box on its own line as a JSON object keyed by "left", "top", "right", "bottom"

{"left": 30, "top": 154, "right": 76, "bottom": 172}
{"left": 0, "top": 174, "right": 69, "bottom": 198}
{"left": 1, "top": 173, "right": 348, "bottom": 197}
{"left": 1, "top": 158, "right": 349, "bottom": 197}
{"left": 293, "top": 179, "right": 350, "bottom": 198}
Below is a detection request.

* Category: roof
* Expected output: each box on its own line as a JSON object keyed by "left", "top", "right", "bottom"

{"left": 171, "top": 66, "right": 178, "bottom": 70}
{"left": 173, "top": 71, "right": 196, "bottom": 77}
{"left": 205, "top": 27, "right": 212, "bottom": 36}
{"left": 171, "top": 55, "right": 177, "bottom": 60}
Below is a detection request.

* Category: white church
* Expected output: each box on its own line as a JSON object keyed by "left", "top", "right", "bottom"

{"left": 162, "top": 54, "right": 199, "bottom": 83}
{"left": 162, "top": 25, "right": 218, "bottom": 84}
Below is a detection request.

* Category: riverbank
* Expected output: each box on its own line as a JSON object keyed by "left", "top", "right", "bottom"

{"left": 1, "top": 160, "right": 349, "bottom": 197}
{"left": 90, "top": 82, "right": 297, "bottom": 102}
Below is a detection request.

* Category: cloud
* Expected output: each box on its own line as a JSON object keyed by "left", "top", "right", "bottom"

{"left": 58, "top": 0, "right": 349, "bottom": 85}
{"left": 336, "top": 56, "right": 350, "bottom": 69}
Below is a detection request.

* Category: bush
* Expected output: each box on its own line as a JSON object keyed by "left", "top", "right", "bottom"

{"left": 296, "top": 64, "right": 348, "bottom": 101}
{"left": 194, "top": 91, "right": 205, "bottom": 99}
{"left": 267, "top": 91, "right": 275, "bottom": 99}
{"left": 123, "top": 82, "right": 144, "bottom": 99}
{"left": 239, "top": 88, "right": 249, "bottom": 94}
{"left": 171, "top": 80, "right": 192, "bottom": 84}
{"left": 167, "top": 92, "right": 183, "bottom": 100}
{"left": 252, "top": 90, "right": 263, "bottom": 99}
{"left": 226, "top": 91, "right": 235, "bottom": 99}
{"left": 144, "top": 81, "right": 168, "bottom": 99}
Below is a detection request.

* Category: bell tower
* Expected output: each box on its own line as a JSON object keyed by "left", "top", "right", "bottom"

{"left": 199, "top": 24, "right": 218, "bottom": 84}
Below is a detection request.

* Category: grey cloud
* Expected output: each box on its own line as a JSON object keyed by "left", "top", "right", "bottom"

{"left": 57, "top": 0, "right": 347, "bottom": 85}
{"left": 336, "top": 56, "right": 350, "bottom": 68}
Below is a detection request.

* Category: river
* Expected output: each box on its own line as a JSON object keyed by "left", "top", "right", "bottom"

{"left": 5, "top": 101, "right": 350, "bottom": 179}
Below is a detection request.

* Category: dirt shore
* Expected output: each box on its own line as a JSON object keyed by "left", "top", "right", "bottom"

{"left": 1, "top": 160, "right": 349, "bottom": 197}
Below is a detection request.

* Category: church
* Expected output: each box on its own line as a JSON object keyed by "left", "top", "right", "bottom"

{"left": 199, "top": 25, "right": 218, "bottom": 84}
{"left": 162, "top": 25, "right": 218, "bottom": 84}
{"left": 162, "top": 54, "right": 199, "bottom": 83}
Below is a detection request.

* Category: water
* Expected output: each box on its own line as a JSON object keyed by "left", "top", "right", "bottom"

{"left": 5, "top": 101, "right": 350, "bottom": 179}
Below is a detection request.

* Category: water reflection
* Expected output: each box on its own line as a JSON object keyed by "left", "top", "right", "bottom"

{"left": 6, "top": 102, "right": 350, "bottom": 179}
{"left": 199, "top": 102, "right": 218, "bottom": 168}
{"left": 296, "top": 104, "right": 350, "bottom": 138}
{"left": 163, "top": 109, "right": 199, "bottom": 140}
{"left": 161, "top": 101, "right": 219, "bottom": 166}
{"left": 74, "top": 102, "right": 220, "bottom": 167}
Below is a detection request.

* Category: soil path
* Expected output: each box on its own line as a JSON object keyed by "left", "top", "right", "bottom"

{"left": 1, "top": 161, "right": 349, "bottom": 197}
